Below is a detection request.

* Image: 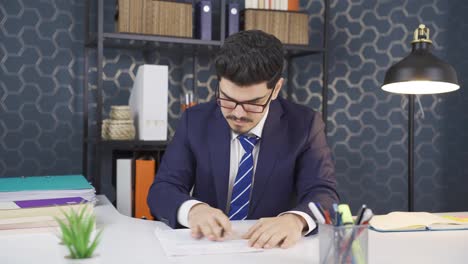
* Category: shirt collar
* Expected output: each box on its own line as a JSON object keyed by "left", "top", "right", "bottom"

{"left": 231, "top": 106, "right": 270, "bottom": 141}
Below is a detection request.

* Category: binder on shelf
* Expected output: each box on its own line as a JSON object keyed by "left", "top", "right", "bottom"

{"left": 116, "top": 159, "right": 133, "bottom": 217}
{"left": 195, "top": 0, "right": 212, "bottom": 40}
{"left": 134, "top": 159, "right": 156, "bottom": 220}
{"left": 288, "top": 0, "right": 299, "bottom": 11}
{"left": 227, "top": 2, "right": 240, "bottom": 37}
{"left": 129, "top": 65, "right": 168, "bottom": 141}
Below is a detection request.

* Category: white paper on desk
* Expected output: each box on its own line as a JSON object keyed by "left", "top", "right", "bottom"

{"left": 154, "top": 226, "right": 263, "bottom": 257}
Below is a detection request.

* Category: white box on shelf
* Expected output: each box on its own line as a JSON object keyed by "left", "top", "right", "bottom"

{"left": 129, "top": 64, "right": 168, "bottom": 141}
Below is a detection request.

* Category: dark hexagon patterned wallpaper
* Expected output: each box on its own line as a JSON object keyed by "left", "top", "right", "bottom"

{"left": 0, "top": 0, "right": 467, "bottom": 213}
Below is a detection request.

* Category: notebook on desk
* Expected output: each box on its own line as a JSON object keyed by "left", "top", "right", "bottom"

{"left": 370, "top": 212, "right": 468, "bottom": 232}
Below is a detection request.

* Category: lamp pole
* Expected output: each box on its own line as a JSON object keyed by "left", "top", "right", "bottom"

{"left": 408, "top": 94, "right": 415, "bottom": 212}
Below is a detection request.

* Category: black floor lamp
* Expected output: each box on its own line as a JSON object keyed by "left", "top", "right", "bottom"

{"left": 381, "top": 24, "right": 459, "bottom": 211}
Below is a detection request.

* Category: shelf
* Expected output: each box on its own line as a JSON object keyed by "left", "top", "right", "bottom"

{"left": 86, "top": 32, "right": 222, "bottom": 51}
{"left": 284, "top": 45, "right": 326, "bottom": 57}
{"left": 85, "top": 32, "right": 324, "bottom": 57}
{"left": 86, "top": 138, "right": 168, "bottom": 149}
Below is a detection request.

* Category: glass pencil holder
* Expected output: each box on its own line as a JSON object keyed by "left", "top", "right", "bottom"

{"left": 319, "top": 223, "right": 369, "bottom": 264}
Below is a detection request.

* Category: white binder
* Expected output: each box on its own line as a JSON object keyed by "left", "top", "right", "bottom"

{"left": 116, "top": 159, "right": 132, "bottom": 217}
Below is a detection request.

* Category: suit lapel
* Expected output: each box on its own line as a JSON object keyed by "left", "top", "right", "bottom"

{"left": 208, "top": 108, "right": 231, "bottom": 213}
{"left": 249, "top": 99, "right": 286, "bottom": 216}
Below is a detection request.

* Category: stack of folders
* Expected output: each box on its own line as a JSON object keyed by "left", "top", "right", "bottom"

{"left": 0, "top": 175, "right": 96, "bottom": 232}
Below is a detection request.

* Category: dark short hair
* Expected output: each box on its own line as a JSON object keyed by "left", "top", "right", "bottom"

{"left": 215, "top": 30, "right": 284, "bottom": 89}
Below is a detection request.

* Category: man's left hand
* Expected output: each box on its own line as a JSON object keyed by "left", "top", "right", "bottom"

{"left": 242, "top": 214, "right": 306, "bottom": 249}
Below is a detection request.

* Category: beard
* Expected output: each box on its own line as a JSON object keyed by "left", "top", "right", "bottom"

{"left": 225, "top": 115, "right": 254, "bottom": 134}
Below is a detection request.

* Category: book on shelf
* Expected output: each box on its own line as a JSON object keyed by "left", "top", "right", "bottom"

{"left": 288, "top": 0, "right": 299, "bottom": 11}
{"left": 370, "top": 212, "right": 468, "bottom": 232}
{"left": 245, "top": 0, "right": 296, "bottom": 11}
{"left": 245, "top": 0, "right": 258, "bottom": 9}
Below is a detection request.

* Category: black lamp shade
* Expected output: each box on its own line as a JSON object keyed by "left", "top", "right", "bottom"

{"left": 382, "top": 42, "right": 459, "bottom": 94}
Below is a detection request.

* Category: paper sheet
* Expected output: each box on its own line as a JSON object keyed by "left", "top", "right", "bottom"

{"left": 154, "top": 221, "right": 263, "bottom": 257}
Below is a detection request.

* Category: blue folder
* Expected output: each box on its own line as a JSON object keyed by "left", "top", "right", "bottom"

{"left": 0, "top": 175, "right": 93, "bottom": 192}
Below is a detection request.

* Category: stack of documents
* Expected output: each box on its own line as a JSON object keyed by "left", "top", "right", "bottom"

{"left": 154, "top": 221, "right": 263, "bottom": 257}
{"left": 0, "top": 175, "right": 96, "bottom": 231}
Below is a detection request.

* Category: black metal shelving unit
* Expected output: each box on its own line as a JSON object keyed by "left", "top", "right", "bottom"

{"left": 83, "top": 0, "right": 330, "bottom": 196}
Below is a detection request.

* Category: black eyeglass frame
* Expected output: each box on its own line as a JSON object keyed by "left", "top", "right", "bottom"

{"left": 215, "top": 84, "right": 275, "bottom": 113}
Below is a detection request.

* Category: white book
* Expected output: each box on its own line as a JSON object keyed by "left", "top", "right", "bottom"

{"left": 252, "top": 0, "right": 258, "bottom": 8}
{"left": 129, "top": 65, "right": 168, "bottom": 141}
{"left": 281, "top": 0, "right": 288, "bottom": 10}
{"left": 116, "top": 159, "right": 133, "bottom": 217}
{"left": 264, "top": 0, "right": 269, "bottom": 9}
{"left": 259, "top": 0, "right": 264, "bottom": 9}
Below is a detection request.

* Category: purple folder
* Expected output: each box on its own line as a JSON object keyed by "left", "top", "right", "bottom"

{"left": 226, "top": 2, "right": 239, "bottom": 37}
{"left": 196, "top": 0, "right": 212, "bottom": 40}
{"left": 15, "top": 197, "right": 87, "bottom": 208}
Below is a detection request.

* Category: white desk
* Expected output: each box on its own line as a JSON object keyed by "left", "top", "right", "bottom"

{"left": 1, "top": 195, "right": 467, "bottom": 264}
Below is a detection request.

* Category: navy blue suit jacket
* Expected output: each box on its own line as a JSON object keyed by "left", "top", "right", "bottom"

{"left": 147, "top": 97, "right": 339, "bottom": 228}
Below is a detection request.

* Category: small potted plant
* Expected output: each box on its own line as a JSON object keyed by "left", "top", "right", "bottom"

{"left": 55, "top": 204, "right": 103, "bottom": 264}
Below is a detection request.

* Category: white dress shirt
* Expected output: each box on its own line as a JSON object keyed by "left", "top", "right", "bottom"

{"left": 177, "top": 107, "right": 315, "bottom": 234}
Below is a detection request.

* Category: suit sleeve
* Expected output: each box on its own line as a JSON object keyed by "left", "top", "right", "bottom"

{"left": 147, "top": 110, "right": 194, "bottom": 228}
{"left": 290, "top": 112, "right": 339, "bottom": 233}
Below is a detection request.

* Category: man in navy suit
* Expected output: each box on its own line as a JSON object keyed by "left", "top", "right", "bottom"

{"left": 148, "top": 30, "right": 338, "bottom": 249}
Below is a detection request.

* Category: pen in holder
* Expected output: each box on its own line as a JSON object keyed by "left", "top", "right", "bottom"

{"left": 319, "top": 223, "right": 369, "bottom": 264}
{"left": 180, "top": 91, "right": 197, "bottom": 111}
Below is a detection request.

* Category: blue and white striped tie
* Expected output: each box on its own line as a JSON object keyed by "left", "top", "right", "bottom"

{"left": 228, "top": 135, "right": 259, "bottom": 220}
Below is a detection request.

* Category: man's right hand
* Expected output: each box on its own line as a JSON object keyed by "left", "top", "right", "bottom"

{"left": 188, "top": 203, "right": 232, "bottom": 241}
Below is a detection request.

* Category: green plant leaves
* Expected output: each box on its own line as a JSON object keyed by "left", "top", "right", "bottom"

{"left": 54, "top": 204, "right": 101, "bottom": 259}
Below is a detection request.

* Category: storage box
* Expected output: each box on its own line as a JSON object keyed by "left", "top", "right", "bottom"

{"left": 129, "top": 65, "right": 168, "bottom": 141}
{"left": 242, "top": 9, "right": 309, "bottom": 45}
{"left": 117, "top": 0, "right": 192, "bottom": 38}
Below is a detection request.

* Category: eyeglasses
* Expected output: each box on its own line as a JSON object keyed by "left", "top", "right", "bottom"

{"left": 216, "top": 85, "right": 275, "bottom": 113}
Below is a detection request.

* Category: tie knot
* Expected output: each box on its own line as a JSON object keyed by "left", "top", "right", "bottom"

{"left": 238, "top": 135, "right": 259, "bottom": 153}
